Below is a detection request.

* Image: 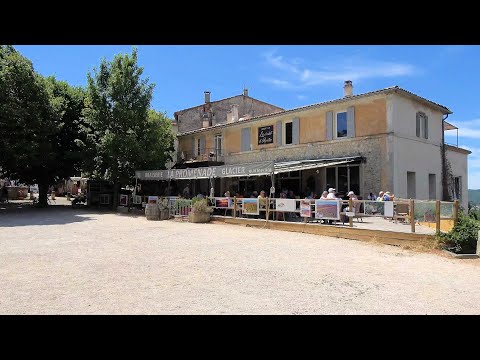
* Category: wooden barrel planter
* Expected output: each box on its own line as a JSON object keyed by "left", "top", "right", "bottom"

{"left": 145, "top": 203, "right": 160, "bottom": 220}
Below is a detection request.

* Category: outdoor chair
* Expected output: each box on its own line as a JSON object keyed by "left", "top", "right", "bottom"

{"left": 394, "top": 203, "right": 410, "bottom": 224}
{"left": 352, "top": 201, "right": 364, "bottom": 222}
{"left": 341, "top": 200, "right": 364, "bottom": 225}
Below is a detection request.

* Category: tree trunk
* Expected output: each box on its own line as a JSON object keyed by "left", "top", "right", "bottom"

{"left": 38, "top": 182, "right": 49, "bottom": 207}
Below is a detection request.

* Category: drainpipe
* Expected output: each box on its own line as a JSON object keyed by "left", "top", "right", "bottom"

{"left": 441, "top": 114, "right": 449, "bottom": 201}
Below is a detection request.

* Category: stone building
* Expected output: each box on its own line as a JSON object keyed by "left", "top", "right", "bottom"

{"left": 146, "top": 82, "right": 470, "bottom": 208}
{"left": 174, "top": 89, "right": 284, "bottom": 137}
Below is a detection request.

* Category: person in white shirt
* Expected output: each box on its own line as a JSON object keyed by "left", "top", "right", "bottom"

{"left": 320, "top": 191, "right": 329, "bottom": 200}
{"left": 326, "top": 188, "right": 337, "bottom": 200}
{"left": 344, "top": 191, "right": 358, "bottom": 212}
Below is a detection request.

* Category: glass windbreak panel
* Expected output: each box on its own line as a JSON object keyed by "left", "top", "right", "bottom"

{"left": 338, "top": 166, "right": 348, "bottom": 196}
{"left": 326, "top": 167, "right": 336, "bottom": 191}
{"left": 349, "top": 166, "right": 360, "bottom": 195}
{"left": 440, "top": 202, "right": 454, "bottom": 218}
{"left": 336, "top": 112, "right": 347, "bottom": 138}
{"left": 414, "top": 201, "right": 436, "bottom": 222}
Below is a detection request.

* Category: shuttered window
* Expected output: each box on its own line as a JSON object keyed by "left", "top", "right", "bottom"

{"left": 285, "top": 122, "right": 293, "bottom": 144}
{"left": 335, "top": 111, "right": 348, "bottom": 138}
{"left": 416, "top": 112, "right": 428, "bottom": 139}
{"left": 282, "top": 118, "right": 300, "bottom": 145}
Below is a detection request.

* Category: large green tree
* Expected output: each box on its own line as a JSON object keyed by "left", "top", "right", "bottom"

{"left": 81, "top": 48, "right": 174, "bottom": 206}
{"left": 0, "top": 45, "right": 86, "bottom": 206}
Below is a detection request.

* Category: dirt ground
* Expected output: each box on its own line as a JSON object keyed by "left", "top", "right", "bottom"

{"left": 1, "top": 207, "right": 479, "bottom": 314}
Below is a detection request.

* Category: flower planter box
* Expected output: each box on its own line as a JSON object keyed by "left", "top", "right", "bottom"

{"left": 188, "top": 212, "right": 211, "bottom": 223}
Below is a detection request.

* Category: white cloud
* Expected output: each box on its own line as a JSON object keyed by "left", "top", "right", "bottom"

{"left": 260, "top": 50, "right": 417, "bottom": 90}
{"left": 297, "top": 94, "right": 307, "bottom": 101}
{"left": 260, "top": 77, "right": 293, "bottom": 89}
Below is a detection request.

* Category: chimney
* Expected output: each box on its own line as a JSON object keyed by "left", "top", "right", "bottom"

{"left": 231, "top": 104, "right": 239, "bottom": 122}
{"left": 243, "top": 88, "right": 249, "bottom": 97}
{"left": 343, "top": 80, "right": 353, "bottom": 97}
{"left": 204, "top": 91, "right": 211, "bottom": 103}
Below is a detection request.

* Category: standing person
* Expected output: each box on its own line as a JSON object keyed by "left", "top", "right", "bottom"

{"left": 224, "top": 190, "right": 232, "bottom": 207}
{"left": 276, "top": 192, "right": 287, "bottom": 221}
{"left": 223, "top": 191, "right": 232, "bottom": 216}
{"left": 367, "top": 192, "right": 374, "bottom": 200}
{"left": 258, "top": 190, "right": 267, "bottom": 219}
{"left": 183, "top": 184, "right": 190, "bottom": 199}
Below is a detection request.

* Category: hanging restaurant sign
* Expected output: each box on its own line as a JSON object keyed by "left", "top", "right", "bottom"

{"left": 135, "top": 161, "right": 274, "bottom": 180}
{"left": 258, "top": 125, "right": 274, "bottom": 145}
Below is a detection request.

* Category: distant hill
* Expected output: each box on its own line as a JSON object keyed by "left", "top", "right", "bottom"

{"left": 468, "top": 189, "right": 480, "bottom": 205}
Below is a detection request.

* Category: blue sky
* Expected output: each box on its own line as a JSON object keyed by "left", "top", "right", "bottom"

{"left": 14, "top": 45, "right": 480, "bottom": 189}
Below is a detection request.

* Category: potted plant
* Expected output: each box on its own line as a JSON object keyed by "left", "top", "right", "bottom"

{"left": 188, "top": 198, "right": 213, "bottom": 223}
{"left": 157, "top": 198, "right": 170, "bottom": 220}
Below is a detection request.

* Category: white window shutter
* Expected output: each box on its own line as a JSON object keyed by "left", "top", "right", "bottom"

{"left": 347, "top": 106, "right": 355, "bottom": 138}
{"left": 276, "top": 120, "right": 282, "bottom": 146}
{"left": 326, "top": 111, "right": 333, "bottom": 140}
{"left": 241, "top": 128, "right": 251, "bottom": 152}
{"left": 424, "top": 116, "right": 428, "bottom": 139}
{"left": 292, "top": 118, "right": 300, "bottom": 145}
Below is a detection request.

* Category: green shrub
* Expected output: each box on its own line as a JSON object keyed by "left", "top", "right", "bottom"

{"left": 191, "top": 199, "right": 213, "bottom": 214}
{"left": 191, "top": 196, "right": 202, "bottom": 206}
{"left": 437, "top": 212, "right": 480, "bottom": 254}
{"left": 175, "top": 198, "right": 191, "bottom": 209}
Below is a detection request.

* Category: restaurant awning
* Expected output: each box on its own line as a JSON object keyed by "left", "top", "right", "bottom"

{"left": 135, "top": 156, "right": 362, "bottom": 181}
{"left": 273, "top": 156, "right": 362, "bottom": 175}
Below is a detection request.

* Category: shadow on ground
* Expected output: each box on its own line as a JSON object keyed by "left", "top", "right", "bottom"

{"left": 0, "top": 204, "right": 96, "bottom": 227}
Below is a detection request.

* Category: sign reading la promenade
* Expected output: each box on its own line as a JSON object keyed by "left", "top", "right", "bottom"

{"left": 136, "top": 161, "right": 274, "bottom": 180}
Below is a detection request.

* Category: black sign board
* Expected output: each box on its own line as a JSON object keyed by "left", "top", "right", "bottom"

{"left": 258, "top": 125, "right": 274, "bottom": 145}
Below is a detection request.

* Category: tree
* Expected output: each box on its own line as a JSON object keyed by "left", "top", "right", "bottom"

{"left": 80, "top": 47, "right": 174, "bottom": 206}
{"left": 0, "top": 45, "right": 86, "bottom": 206}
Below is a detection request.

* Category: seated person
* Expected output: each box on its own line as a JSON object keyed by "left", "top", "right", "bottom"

{"left": 377, "top": 191, "right": 385, "bottom": 201}
{"left": 326, "top": 188, "right": 337, "bottom": 199}
{"left": 383, "top": 191, "right": 391, "bottom": 201}
{"left": 344, "top": 191, "right": 358, "bottom": 212}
